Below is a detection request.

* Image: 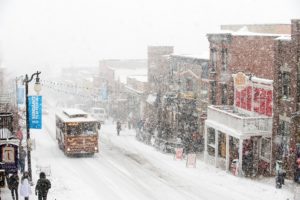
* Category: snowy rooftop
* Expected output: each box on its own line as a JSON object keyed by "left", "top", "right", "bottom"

{"left": 56, "top": 108, "right": 97, "bottom": 122}
{"left": 208, "top": 26, "right": 290, "bottom": 37}
{"left": 173, "top": 52, "right": 209, "bottom": 60}
{"left": 113, "top": 68, "right": 147, "bottom": 84}
{"left": 128, "top": 75, "right": 148, "bottom": 83}
{"left": 209, "top": 105, "right": 271, "bottom": 119}
{"left": 207, "top": 105, "right": 273, "bottom": 138}
{"left": 275, "top": 35, "right": 292, "bottom": 41}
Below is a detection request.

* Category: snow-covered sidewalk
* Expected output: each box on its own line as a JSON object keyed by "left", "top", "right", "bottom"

{"left": 1, "top": 120, "right": 298, "bottom": 200}
{"left": 100, "top": 122, "right": 297, "bottom": 200}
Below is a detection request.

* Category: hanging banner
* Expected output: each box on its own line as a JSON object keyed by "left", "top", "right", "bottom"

{"left": 100, "top": 82, "right": 108, "bottom": 101}
{"left": 28, "top": 96, "right": 42, "bottom": 129}
{"left": 17, "top": 86, "right": 25, "bottom": 105}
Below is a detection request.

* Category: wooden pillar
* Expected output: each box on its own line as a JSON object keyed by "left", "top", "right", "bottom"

{"left": 204, "top": 124, "right": 208, "bottom": 162}
{"left": 238, "top": 138, "right": 243, "bottom": 176}
{"left": 215, "top": 130, "right": 219, "bottom": 167}
{"left": 226, "top": 134, "right": 230, "bottom": 171}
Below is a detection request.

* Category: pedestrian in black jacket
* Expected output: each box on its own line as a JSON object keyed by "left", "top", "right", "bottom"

{"left": 8, "top": 172, "right": 19, "bottom": 200}
{"left": 35, "top": 172, "right": 51, "bottom": 200}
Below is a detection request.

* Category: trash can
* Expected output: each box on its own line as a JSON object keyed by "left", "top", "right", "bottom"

{"left": 231, "top": 159, "right": 239, "bottom": 176}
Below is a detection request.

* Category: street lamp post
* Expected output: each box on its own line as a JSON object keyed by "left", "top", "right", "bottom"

{"left": 23, "top": 71, "right": 41, "bottom": 182}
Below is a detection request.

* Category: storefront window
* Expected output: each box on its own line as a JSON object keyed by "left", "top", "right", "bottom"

{"left": 260, "top": 137, "right": 271, "bottom": 161}
{"left": 207, "top": 127, "right": 216, "bottom": 156}
{"left": 218, "top": 132, "right": 226, "bottom": 158}
{"left": 208, "top": 127, "right": 215, "bottom": 145}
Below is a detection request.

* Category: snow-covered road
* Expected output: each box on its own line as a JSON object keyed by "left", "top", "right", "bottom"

{"left": 26, "top": 106, "right": 295, "bottom": 200}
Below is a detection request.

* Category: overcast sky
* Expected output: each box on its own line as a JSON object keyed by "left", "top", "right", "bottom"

{"left": 1, "top": 0, "right": 300, "bottom": 73}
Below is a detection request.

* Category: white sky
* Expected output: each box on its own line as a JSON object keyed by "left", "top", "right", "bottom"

{"left": 0, "top": 0, "right": 300, "bottom": 73}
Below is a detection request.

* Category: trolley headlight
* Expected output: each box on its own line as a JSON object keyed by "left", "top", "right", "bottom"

{"left": 94, "top": 147, "right": 98, "bottom": 151}
{"left": 67, "top": 148, "right": 70, "bottom": 151}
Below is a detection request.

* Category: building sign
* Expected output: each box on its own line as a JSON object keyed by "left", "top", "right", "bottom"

{"left": 181, "top": 92, "right": 196, "bottom": 100}
{"left": 2, "top": 146, "right": 15, "bottom": 163}
{"left": 186, "top": 153, "right": 197, "bottom": 168}
{"left": 234, "top": 72, "right": 247, "bottom": 90}
{"left": 17, "top": 86, "right": 25, "bottom": 105}
{"left": 28, "top": 96, "right": 42, "bottom": 129}
{"left": 0, "top": 140, "right": 19, "bottom": 173}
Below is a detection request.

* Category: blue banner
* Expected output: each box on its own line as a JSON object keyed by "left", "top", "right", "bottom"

{"left": 100, "top": 82, "right": 108, "bottom": 101}
{"left": 17, "top": 86, "right": 25, "bottom": 105}
{"left": 28, "top": 96, "right": 42, "bottom": 129}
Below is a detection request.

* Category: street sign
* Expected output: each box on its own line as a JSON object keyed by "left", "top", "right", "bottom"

{"left": 28, "top": 96, "right": 42, "bottom": 129}
{"left": 186, "top": 153, "right": 197, "bottom": 168}
{"left": 174, "top": 148, "right": 184, "bottom": 160}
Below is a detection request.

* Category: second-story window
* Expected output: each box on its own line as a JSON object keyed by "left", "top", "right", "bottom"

{"left": 282, "top": 71, "right": 291, "bottom": 98}
{"left": 186, "top": 78, "right": 193, "bottom": 92}
{"left": 221, "top": 48, "right": 228, "bottom": 71}
{"left": 210, "top": 81, "right": 216, "bottom": 105}
{"left": 221, "top": 84, "right": 227, "bottom": 104}
{"left": 211, "top": 48, "right": 217, "bottom": 69}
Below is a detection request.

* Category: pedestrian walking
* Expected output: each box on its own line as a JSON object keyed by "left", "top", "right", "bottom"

{"left": 20, "top": 172, "right": 32, "bottom": 200}
{"left": 16, "top": 126, "right": 23, "bottom": 145}
{"left": 116, "top": 121, "right": 121, "bottom": 136}
{"left": 18, "top": 146, "right": 26, "bottom": 174}
{"left": 35, "top": 172, "right": 51, "bottom": 200}
{"left": 8, "top": 172, "right": 19, "bottom": 200}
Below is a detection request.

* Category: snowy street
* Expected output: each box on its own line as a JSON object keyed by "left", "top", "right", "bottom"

{"left": 1, "top": 1, "right": 300, "bottom": 200}
{"left": 17, "top": 108, "right": 293, "bottom": 200}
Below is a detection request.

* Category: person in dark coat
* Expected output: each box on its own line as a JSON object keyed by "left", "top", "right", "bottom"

{"left": 35, "top": 172, "right": 51, "bottom": 200}
{"left": 18, "top": 146, "right": 27, "bottom": 174}
{"left": 8, "top": 172, "right": 19, "bottom": 200}
{"left": 116, "top": 121, "right": 121, "bottom": 136}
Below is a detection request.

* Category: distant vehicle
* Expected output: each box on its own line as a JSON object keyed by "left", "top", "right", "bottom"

{"left": 90, "top": 107, "right": 106, "bottom": 124}
{"left": 55, "top": 108, "right": 99, "bottom": 156}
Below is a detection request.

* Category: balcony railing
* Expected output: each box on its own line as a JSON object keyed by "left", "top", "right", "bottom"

{"left": 207, "top": 105, "right": 272, "bottom": 134}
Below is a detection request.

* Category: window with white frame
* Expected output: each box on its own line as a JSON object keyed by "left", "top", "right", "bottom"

{"left": 281, "top": 71, "right": 291, "bottom": 98}
{"left": 207, "top": 127, "right": 216, "bottom": 156}
{"left": 260, "top": 137, "right": 271, "bottom": 161}
{"left": 211, "top": 48, "right": 217, "bottom": 69}
{"left": 221, "top": 48, "right": 228, "bottom": 71}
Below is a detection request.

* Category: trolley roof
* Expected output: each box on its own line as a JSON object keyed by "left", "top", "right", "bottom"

{"left": 56, "top": 108, "right": 97, "bottom": 123}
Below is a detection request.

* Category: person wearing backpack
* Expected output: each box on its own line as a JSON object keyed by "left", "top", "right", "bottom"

{"left": 8, "top": 172, "right": 19, "bottom": 200}
{"left": 35, "top": 172, "right": 51, "bottom": 200}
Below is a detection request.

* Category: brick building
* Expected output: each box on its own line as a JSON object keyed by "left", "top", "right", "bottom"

{"left": 273, "top": 19, "right": 300, "bottom": 179}
{"left": 204, "top": 73, "right": 273, "bottom": 176}
{"left": 147, "top": 46, "right": 174, "bottom": 93}
{"left": 204, "top": 21, "right": 299, "bottom": 176}
{"left": 206, "top": 30, "right": 286, "bottom": 106}
{"left": 0, "top": 67, "right": 3, "bottom": 92}
{"left": 167, "top": 55, "right": 208, "bottom": 152}
{"left": 221, "top": 24, "right": 291, "bottom": 35}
